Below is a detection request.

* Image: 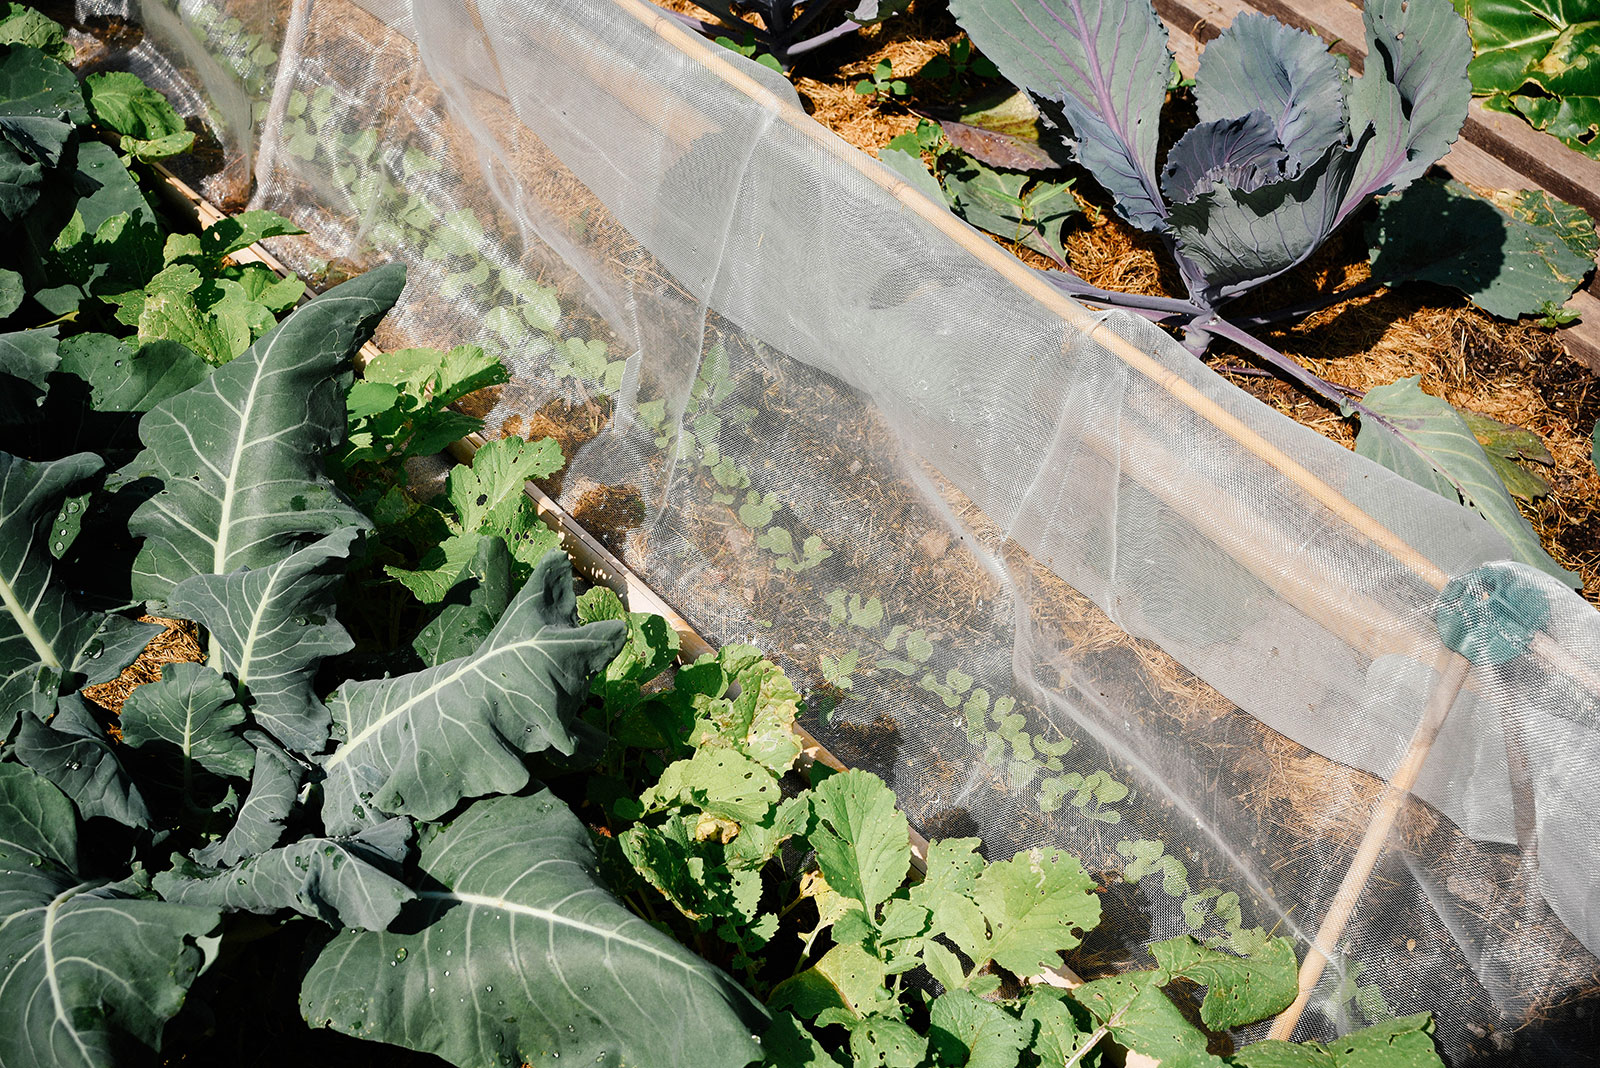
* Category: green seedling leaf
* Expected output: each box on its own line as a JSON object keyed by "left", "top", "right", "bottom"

{"left": 928, "top": 989, "right": 1029, "bottom": 1068}
{"left": 1355, "top": 377, "right": 1579, "bottom": 583}
{"left": 0, "top": 4, "right": 74, "bottom": 63}
{"left": 166, "top": 529, "right": 357, "bottom": 751}
{"left": 938, "top": 89, "right": 1072, "bottom": 171}
{"left": 847, "top": 1016, "right": 927, "bottom": 1067}
{"left": 192, "top": 732, "right": 304, "bottom": 867}
{"left": 156, "top": 818, "right": 414, "bottom": 930}
{"left": 1071, "top": 970, "right": 1224, "bottom": 1067}
{"left": 1368, "top": 179, "right": 1597, "bottom": 319}
{"left": 0, "top": 762, "right": 220, "bottom": 1068}
{"left": 1455, "top": 0, "right": 1600, "bottom": 157}
{"left": 14, "top": 693, "right": 150, "bottom": 826}
{"left": 84, "top": 70, "right": 194, "bottom": 162}
{"left": 1231, "top": 1042, "right": 1338, "bottom": 1068}
{"left": 413, "top": 535, "right": 514, "bottom": 666}
{"left": 300, "top": 790, "right": 767, "bottom": 1068}
{"left": 119, "top": 660, "right": 253, "bottom": 781}
{"left": 1150, "top": 934, "right": 1298, "bottom": 1030}
{"left": 321, "top": 552, "right": 625, "bottom": 832}
{"left": 809, "top": 769, "right": 911, "bottom": 914}
{"left": 0, "top": 43, "right": 87, "bottom": 169}
{"left": 1460, "top": 410, "right": 1555, "bottom": 501}
{"left": 640, "top": 745, "right": 784, "bottom": 825}
{"left": 969, "top": 845, "right": 1100, "bottom": 978}
{"left": 123, "top": 265, "right": 403, "bottom": 603}
{"left": 1020, "top": 989, "right": 1093, "bottom": 1064}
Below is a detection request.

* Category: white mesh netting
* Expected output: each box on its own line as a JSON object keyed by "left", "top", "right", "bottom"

{"left": 88, "top": 0, "right": 1600, "bottom": 1060}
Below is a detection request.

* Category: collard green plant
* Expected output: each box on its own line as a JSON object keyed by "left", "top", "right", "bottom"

{"left": 0, "top": 267, "right": 774, "bottom": 1068}
{"left": 931, "top": 0, "right": 1589, "bottom": 582}
{"left": 1452, "top": 0, "right": 1600, "bottom": 158}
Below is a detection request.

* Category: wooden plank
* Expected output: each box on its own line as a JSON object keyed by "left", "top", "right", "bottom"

{"left": 1152, "top": 0, "right": 1600, "bottom": 374}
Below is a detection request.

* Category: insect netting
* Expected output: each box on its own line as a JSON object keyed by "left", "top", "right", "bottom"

{"left": 91, "top": 0, "right": 1600, "bottom": 1060}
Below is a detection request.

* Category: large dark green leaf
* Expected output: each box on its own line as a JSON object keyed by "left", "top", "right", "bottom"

{"left": 0, "top": 325, "right": 59, "bottom": 396}
{"left": 56, "top": 334, "right": 210, "bottom": 413}
{"left": 155, "top": 817, "right": 414, "bottom": 930}
{"left": 950, "top": 0, "right": 1171, "bottom": 231}
{"left": 166, "top": 528, "right": 358, "bottom": 752}
{"left": 192, "top": 731, "right": 304, "bottom": 868}
{"left": 122, "top": 265, "right": 404, "bottom": 604}
{"left": 0, "top": 42, "right": 85, "bottom": 168}
{"left": 13, "top": 693, "right": 150, "bottom": 826}
{"left": 320, "top": 551, "right": 625, "bottom": 834}
{"left": 118, "top": 660, "right": 254, "bottom": 782}
{"left": 300, "top": 790, "right": 768, "bottom": 1068}
{"left": 0, "top": 762, "right": 218, "bottom": 1068}
{"left": 1455, "top": 0, "right": 1600, "bottom": 158}
{"left": 0, "top": 450, "right": 156, "bottom": 731}
{"left": 1367, "top": 178, "right": 1597, "bottom": 319}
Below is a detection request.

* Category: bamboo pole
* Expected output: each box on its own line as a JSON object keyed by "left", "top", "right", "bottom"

{"left": 602, "top": 0, "right": 1449, "bottom": 592}
{"left": 1266, "top": 650, "right": 1475, "bottom": 1040}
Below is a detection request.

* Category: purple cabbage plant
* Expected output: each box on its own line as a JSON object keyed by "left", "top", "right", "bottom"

{"left": 948, "top": 0, "right": 1471, "bottom": 441}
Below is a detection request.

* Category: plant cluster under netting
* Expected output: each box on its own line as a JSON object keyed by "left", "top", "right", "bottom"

{"left": 10, "top": 1, "right": 1600, "bottom": 1066}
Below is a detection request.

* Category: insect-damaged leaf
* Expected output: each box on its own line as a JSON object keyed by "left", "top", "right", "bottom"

{"left": 1367, "top": 178, "right": 1597, "bottom": 319}
{"left": 1354, "top": 377, "right": 1578, "bottom": 584}
{"left": 123, "top": 264, "right": 403, "bottom": 604}
{"left": 1455, "top": 0, "right": 1600, "bottom": 157}
{"left": 969, "top": 845, "right": 1101, "bottom": 978}
{"left": 0, "top": 762, "right": 218, "bottom": 1068}
{"left": 1071, "top": 971, "right": 1226, "bottom": 1067}
{"left": 1149, "top": 934, "right": 1298, "bottom": 1030}
{"left": 937, "top": 89, "right": 1073, "bottom": 172}
{"left": 84, "top": 70, "right": 194, "bottom": 162}
{"left": 300, "top": 790, "right": 767, "bottom": 1068}
{"left": 320, "top": 551, "right": 625, "bottom": 834}
{"left": 808, "top": 769, "right": 910, "bottom": 914}
{"left": 950, "top": 0, "right": 1171, "bottom": 232}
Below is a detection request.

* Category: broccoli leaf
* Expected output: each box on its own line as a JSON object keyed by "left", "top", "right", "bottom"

{"left": 300, "top": 790, "right": 767, "bottom": 1068}
{"left": 950, "top": 0, "right": 1171, "bottom": 232}
{"left": 118, "top": 660, "right": 254, "bottom": 781}
{"left": 166, "top": 529, "right": 358, "bottom": 752}
{"left": 0, "top": 762, "right": 219, "bottom": 1068}
{"left": 0, "top": 43, "right": 86, "bottom": 168}
{"left": 155, "top": 818, "right": 414, "bottom": 930}
{"left": 123, "top": 265, "right": 402, "bottom": 604}
{"left": 321, "top": 551, "right": 625, "bottom": 833}
{"left": 412, "top": 534, "right": 514, "bottom": 667}
{"left": 192, "top": 731, "right": 304, "bottom": 867}
{"left": 13, "top": 693, "right": 150, "bottom": 826}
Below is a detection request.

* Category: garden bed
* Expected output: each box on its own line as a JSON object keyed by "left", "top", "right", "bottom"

{"left": 32, "top": 0, "right": 1600, "bottom": 1064}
